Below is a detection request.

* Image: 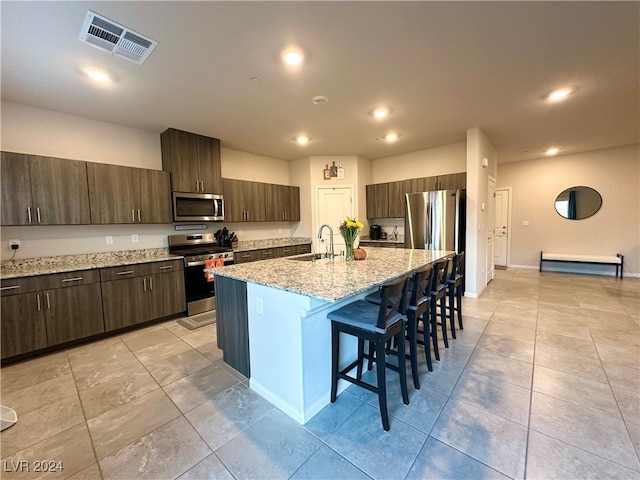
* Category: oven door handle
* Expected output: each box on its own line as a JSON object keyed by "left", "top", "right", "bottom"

{"left": 186, "top": 261, "right": 207, "bottom": 267}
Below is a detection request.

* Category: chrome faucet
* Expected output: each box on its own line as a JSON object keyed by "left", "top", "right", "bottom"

{"left": 317, "top": 224, "right": 334, "bottom": 258}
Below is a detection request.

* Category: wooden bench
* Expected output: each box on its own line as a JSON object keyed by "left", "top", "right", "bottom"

{"left": 540, "top": 251, "right": 624, "bottom": 279}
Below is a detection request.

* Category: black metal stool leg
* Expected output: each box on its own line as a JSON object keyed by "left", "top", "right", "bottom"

{"left": 330, "top": 322, "right": 339, "bottom": 403}
{"left": 374, "top": 339, "right": 390, "bottom": 431}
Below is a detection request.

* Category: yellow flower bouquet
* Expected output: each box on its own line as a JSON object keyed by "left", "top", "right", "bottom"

{"left": 339, "top": 217, "right": 364, "bottom": 260}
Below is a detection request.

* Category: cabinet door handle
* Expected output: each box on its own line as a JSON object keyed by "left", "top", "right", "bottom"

{"left": 27, "top": 207, "right": 32, "bottom": 224}
{"left": 149, "top": 277, "right": 153, "bottom": 291}
{"left": 200, "top": 181, "right": 204, "bottom": 191}
{"left": 37, "top": 293, "right": 41, "bottom": 311}
{"left": 132, "top": 209, "right": 136, "bottom": 222}
{"left": 36, "top": 207, "right": 42, "bottom": 224}
{"left": 62, "top": 277, "right": 83, "bottom": 283}
{"left": 0, "top": 285, "right": 20, "bottom": 291}
{"left": 264, "top": 251, "right": 272, "bottom": 256}
{"left": 46, "top": 292, "right": 51, "bottom": 309}
{"left": 143, "top": 277, "right": 147, "bottom": 291}
{"left": 116, "top": 270, "right": 134, "bottom": 276}
{"left": 138, "top": 209, "right": 141, "bottom": 222}
{"left": 159, "top": 265, "right": 173, "bottom": 270}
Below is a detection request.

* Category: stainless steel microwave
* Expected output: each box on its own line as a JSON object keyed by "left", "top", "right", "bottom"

{"left": 173, "top": 192, "right": 224, "bottom": 222}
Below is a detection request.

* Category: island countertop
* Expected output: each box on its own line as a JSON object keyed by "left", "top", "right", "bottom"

{"left": 214, "top": 247, "right": 452, "bottom": 303}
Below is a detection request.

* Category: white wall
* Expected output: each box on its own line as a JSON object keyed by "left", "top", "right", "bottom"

{"left": 372, "top": 142, "right": 466, "bottom": 184}
{"left": 0, "top": 102, "right": 295, "bottom": 260}
{"left": 497, "top": 144, "right": 640, "bottom": 276}
{"left": 466, "top": 127, "right": 498, "bottom": 298}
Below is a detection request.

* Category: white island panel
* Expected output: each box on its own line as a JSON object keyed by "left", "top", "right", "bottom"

{"left": 247, "top": 282, "right": 369, "bottom": 423}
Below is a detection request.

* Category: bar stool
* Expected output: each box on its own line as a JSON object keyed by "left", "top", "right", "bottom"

{"left": 328, "top": 276, "right": 409, "bottom": 431}
{"left": 365, "top": 265, "right": 435, "bottom": 388}
{"left": 446, "top": 252, "right": 465, "bottom": 331}
{"left": 430, "top": 258, "right": 450, "bottom": 352}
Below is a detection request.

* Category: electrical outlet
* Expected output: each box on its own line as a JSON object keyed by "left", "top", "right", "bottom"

{"left": 106, "top": 236, "right": 114, "bottom": 245}
{"left": 9, "top": 239, "right": 20, "bottom": 250}
{"left": 131, "top": 234, "right": 139, "bottom": 243}
{"left": 256, "top": 297, "right": 264, "bottom": 315}
{"left": 278, "top": 228, "right": 282, "bottom": 234}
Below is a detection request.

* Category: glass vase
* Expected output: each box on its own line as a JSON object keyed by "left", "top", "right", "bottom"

{"left": 345, "top": 239, "right": 355, "bottom": 261}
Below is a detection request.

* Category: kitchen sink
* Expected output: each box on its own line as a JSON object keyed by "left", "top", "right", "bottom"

{"left": 287, "top": 253, "right": 326, "bottom": 261}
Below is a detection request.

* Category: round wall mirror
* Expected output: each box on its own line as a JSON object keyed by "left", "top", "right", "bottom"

{"left": 554, "top": 186, "right": 602, "bottom": 220}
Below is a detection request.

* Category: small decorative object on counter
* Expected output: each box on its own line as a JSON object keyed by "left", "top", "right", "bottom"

{"left": 354, "top": 248, "right": 367, "bottom": 260}
{"left": 339, "top": 217, "right": 364, "bottom": 261}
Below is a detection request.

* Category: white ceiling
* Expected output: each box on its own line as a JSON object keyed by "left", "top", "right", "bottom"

{"left": 1, "top": 1, "right": 638, "bottom": 163}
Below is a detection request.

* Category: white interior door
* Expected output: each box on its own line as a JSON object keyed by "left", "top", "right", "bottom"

{"left": 316, "top": 187, "right": 353, "bottom": 255}
{"left": 494, "top": 188, "right": 510, "bottom": 267}
{"left": 486, "top": 176, "right": 496, "bottom": 283}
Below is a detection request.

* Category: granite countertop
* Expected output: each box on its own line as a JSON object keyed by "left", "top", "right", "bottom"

{"left": 0, "top": 249, "right": 183, "bottom": 280}
{"left": 213, "top": 247, "right": 452, "bottom": 303}
{"left": 359, "top": 239, "right": 405, "bottom": 246}
{"left": 233, "top": 237, "right": 312, "bottom": 252}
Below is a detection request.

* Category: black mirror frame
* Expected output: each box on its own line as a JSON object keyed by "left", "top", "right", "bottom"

{"left": 554, "top": 185, "right": 602, "bottom": 220}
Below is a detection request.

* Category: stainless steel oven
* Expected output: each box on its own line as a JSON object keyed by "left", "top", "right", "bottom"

{"left": 168, "top": 233, "right": 234, "bottom": 316}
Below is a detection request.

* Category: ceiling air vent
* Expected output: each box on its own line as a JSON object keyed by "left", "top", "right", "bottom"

{"left": 79, "top": 10, "right": 158, "bottom": 65}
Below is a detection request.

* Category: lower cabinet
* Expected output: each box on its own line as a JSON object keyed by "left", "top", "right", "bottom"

{"left": 0, "top": 259, "right": 185, "bottom": 360}
{"left": 234, "top": 243, "right": 312, "bottom": 264}
{"left": 0, "top": 270, "right": 104, "bottom": 359}
{"left": 101, "top": 260, "right": 185, "bottom": 331}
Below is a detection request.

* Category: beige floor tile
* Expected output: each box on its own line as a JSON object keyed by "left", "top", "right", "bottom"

{"left": 129, "top": 334, "right": 193, "bottom": 366}
{"left": 180, "top": 325, "right": 217, "bottom": 349}
{"left": 69, "top": 343, "right": 144, "bottom": 392}
{"left": 0, "top": 423, "right": 96, "bottom": 480}
{"left": 484, "top": 320, "right": 536, "bottom": 345}
{"left": 603, "top": 361, "right": 640, "bottom": 392}
{"left": 534, "top": 344, "right": 608, "bottom": 384}
{"left": 197, "top": 341, "right": 224, "bottom": 362}
{"left": 78, "top": 368, "right": 159, "bottom": 420}
{"left": 476, "top": 333, "right": 534, "bottom": 363}
{"left": 66, "top": 463, "right": 102, "bottom": 480}
{"left": 612, "top": 386, "right": 640, "bottom": 425}
{"left": 0, "top": 393, "right": 85, "bottom": 458}
{"left": 88, "top": 389, "right": 181, "bottom": 459}
{"left": 99, "top": 417, "right": 211, "bottom": 480}
{"left": 146, "top": 349, "right": 212, "bottom": 386}
{"left": 536, "top": 330, "right": 599, "bottom": 359}
{"left": 595, "top": 342, "right": 640, "bottom": 370}
{"left": 1, "top": 372, "right": 78, "bottom": 416}
{"left": 1, "top": 352, "right": 70, "bottom": 396}
{"left": 466, "top": 348, "right": 533, "bottom": 388}
{"left": 533, "top": 365, "right": 620, "bottom": 418}
{"left": 163, "top": 363, "right": 240, "bottom": 413}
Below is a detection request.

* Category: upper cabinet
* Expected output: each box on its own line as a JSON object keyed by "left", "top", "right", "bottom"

{"left": 265, "top": 184, "right": 300, "bottom": 222}
{"left": 1, "top": 152, "right": 91, "bottom": 226}
{"left": 87, "top": 163, "right": 172, "bottom": 224}
{"left": 366, "top": 172, "right": 466, "bottom": 219}
{"left": 161, "top": 128, "right": 222, "bottom": 194}
{"left": 366, "top": 183, "right": 389, "bottom": 219}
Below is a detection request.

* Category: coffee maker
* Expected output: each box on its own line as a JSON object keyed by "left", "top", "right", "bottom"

{"left": 369, "top": 224, "right": 382, "bottom": 240}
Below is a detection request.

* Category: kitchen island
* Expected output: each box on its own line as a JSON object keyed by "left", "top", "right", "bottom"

{"left": 213, "top": 247, "right": 452, "bottom": 424}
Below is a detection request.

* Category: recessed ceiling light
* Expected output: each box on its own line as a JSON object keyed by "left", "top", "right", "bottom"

{"left": 545, "top": 147, "right": 559, "bottom": 155}
{"left": 312, "top": 95, "right": 329, "bottom": 105}
{"left": 283, "top": 50, "right": 304, "bottom": 66}
{"left": 384, "top": 133, "right": 399, "bottom": 142}
{"left": 85, "top": 68, "right": 111, "bottom": 83}
{"left": 294, "top": 135, "right": 310, "bottom": 145}
{"left": 547, "top": 87, "right": 573, "bottom": 102}
{"left": 372, "top": 107, "right": 390, "bottom": 119}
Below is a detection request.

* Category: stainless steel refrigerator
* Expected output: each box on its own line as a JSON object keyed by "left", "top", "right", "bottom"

{"left": 404, "top": 189, "right": 465, "bottom": 253}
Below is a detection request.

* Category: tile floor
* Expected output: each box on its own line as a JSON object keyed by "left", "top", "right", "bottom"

{"left": 1, "top": 269, "right": 639, "bottom": 479}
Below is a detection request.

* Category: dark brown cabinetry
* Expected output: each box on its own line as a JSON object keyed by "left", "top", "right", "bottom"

{"left": 161, "top": 128, "right": 223, "bottom": 194}
{"left": 223, "top": 178, "right": 266, "bottom": 222}
{"left": 234, "top": 243, "right": 312, "bottom": 264}
{"left": 0, "top": 270, "right": 104, "bottom": 359}
{"left": 367, "top": 172, "right": 467, "bottom": 219}
{"left": 265, "top": 184, "right": 301, "bottom": 222}
{"left": 366, "top": 183, "right": 389, "bottom": 219}
{"left": 224, "top": 179, "right": 300, "bottom": 223}
{"left": 87, "top": 163, "right": 172, "bottom": 224}
{"left": 100, "top": 260, "right": 185, "bottom": 331}
{"left": 1, "top": 152, "right": 91, "bottom": 226}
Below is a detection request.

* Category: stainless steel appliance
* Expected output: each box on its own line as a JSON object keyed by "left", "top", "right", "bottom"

{"left": 168, "top": 233, "right": 234, "bottom": 316}
{"left": 405, "top": 189, "right": 465, "bottom": 252}
{"left": 173, "top": 192, "right": 224, "bottom": 222}
{"left": 370, "top": 224, "right": 382, "bottom": 240}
